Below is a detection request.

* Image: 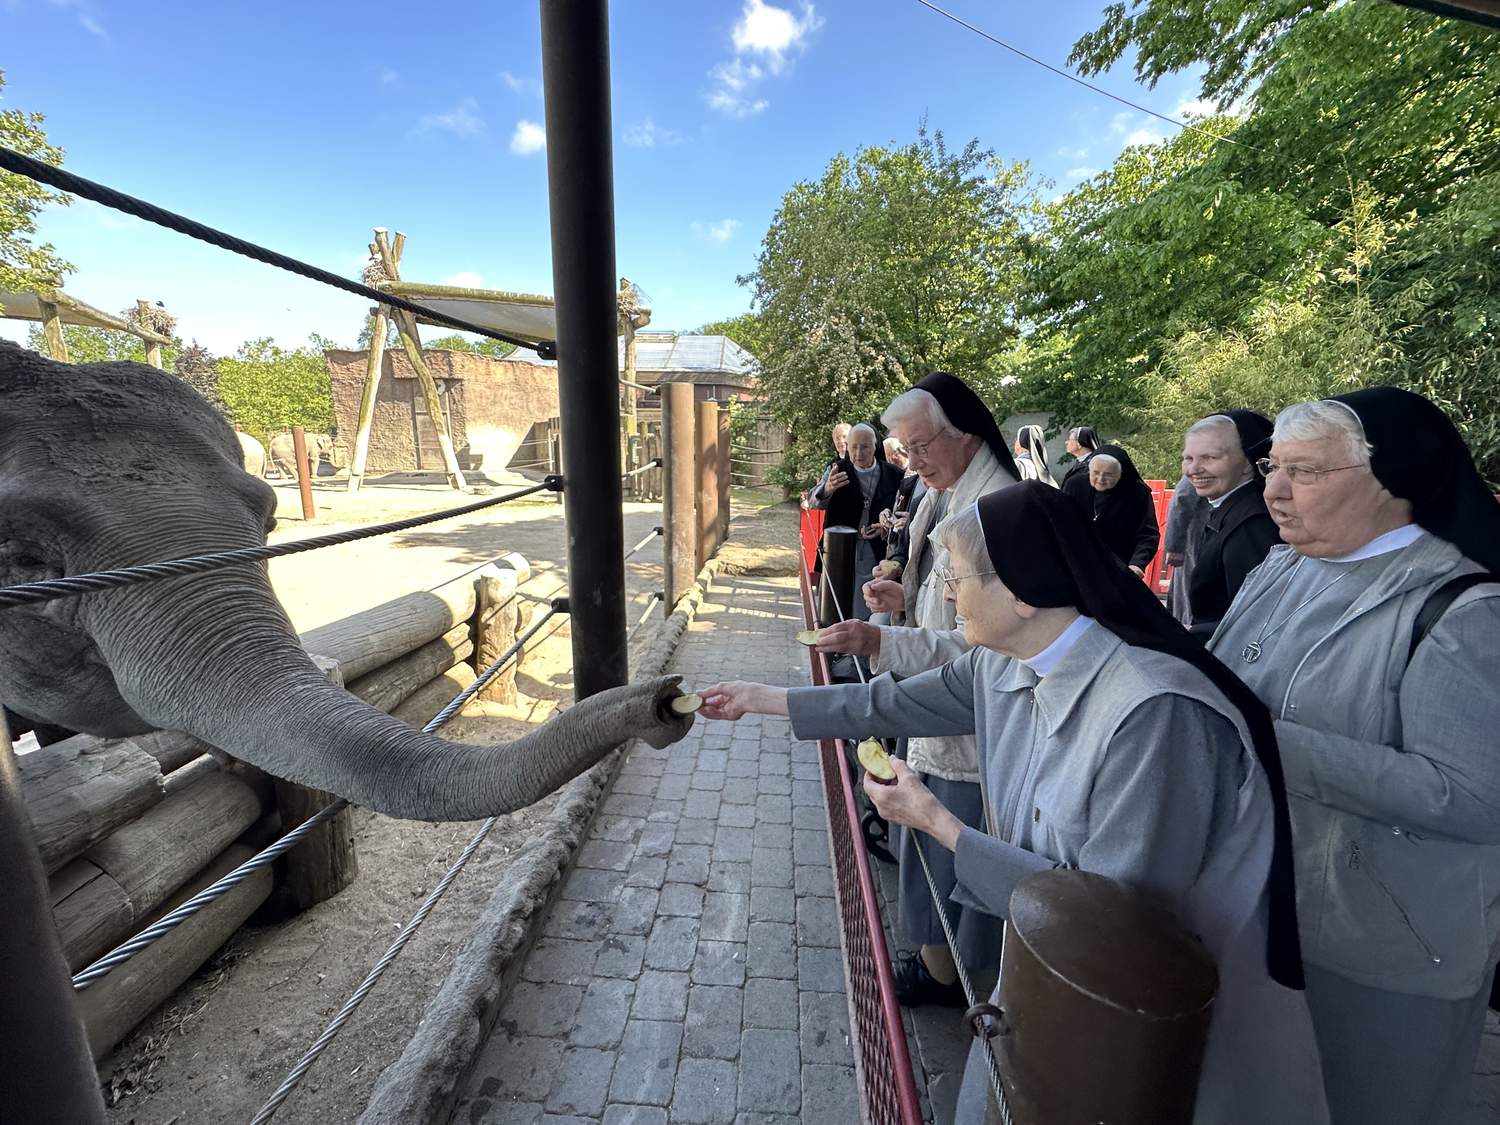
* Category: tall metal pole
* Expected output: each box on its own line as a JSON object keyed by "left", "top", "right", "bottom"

{"left": 540, "top": 0, "right": 627, "bottom": 697}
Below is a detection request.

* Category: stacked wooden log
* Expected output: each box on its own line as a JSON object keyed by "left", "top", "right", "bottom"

{"left": 17, "top": 554, "right": 531, "bottom": 1061}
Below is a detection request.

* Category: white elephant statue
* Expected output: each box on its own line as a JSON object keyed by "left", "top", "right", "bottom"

{"left": 0, "top": 340, "right": 696, "bottom": 1123}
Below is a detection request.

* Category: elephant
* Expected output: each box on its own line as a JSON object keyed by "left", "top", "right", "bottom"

{"left": 0, "top": 340, "right": 692, "bottom": 1121}
{"left": 267, "top": 430, "right": 336, "bottom": 478}
{"left": 236, "top": 430, "right": 267, "bottom": 478}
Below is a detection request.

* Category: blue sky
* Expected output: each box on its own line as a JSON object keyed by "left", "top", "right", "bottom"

{"left": 0, "top": 0, "right": 1210, "bottom": 355}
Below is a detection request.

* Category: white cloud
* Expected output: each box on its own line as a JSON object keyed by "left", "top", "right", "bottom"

{"left": 418, "top": 98, "right": 485, "bottom": 137}
{"left": 692, "top": 219, "right": 741, "bottom": 243}
{"left": 1173, "top": 96, "right": 1219, "bottom": 119}
{"left": 501, "top": 71, "right": 543, "bottom": 97}
{"left": 510, "top": 119, "right": 547, "bottom": 155}
{"left": 378, "top": 67, "right": 399, "bottom": 87}
{"left": 47, "top": 0, "right": 106, "bottom": 36}
{"left": 732, "top": 0, "right": 822, "bottom": 71}
{"left": 444, "top": 271, "right": 484, "bottom": 288}
{"left": 707, "top": 0, "right": 820, "bottom": 118}
{"left": 1125, "top": 127, "right": 1165, "bottom": 147}
{"left": 1064, "top": 167, "right": 1099, "bottom": 181}
{"left": 623, "top": 117, "right": 685, "bottom": 148}
{"left": 1109, "top": 111, "right": 1135, "bottom": 135}
{"left": 1056, "top": 146, "right": 1089, "bottom": 160}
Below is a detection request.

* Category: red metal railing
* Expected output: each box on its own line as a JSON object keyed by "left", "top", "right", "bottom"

{"left": 800, "top": 525, "right": 925, "bottom": 1125}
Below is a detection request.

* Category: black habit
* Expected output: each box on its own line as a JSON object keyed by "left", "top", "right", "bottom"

{"left": 1187, "top": 482, "right": 1282, "bottom": 637}
{"left": 1089, "top": 445, "right": 1160, "bottom": 570}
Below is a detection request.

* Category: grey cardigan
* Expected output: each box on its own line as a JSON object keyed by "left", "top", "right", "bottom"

{"left": 1210, "top": 534, "right": 1500, "bottom": 999}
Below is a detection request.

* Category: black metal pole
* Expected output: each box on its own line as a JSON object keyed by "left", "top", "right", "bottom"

{"left": 540, "top": 0, "right": 628, "bottom": 697}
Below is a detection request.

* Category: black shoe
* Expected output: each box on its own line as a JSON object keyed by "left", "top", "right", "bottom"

{"left": 860, "top": 809, "right": 896, "bottom": 866}
{"left": 891, "top": 949, "right": 966, "bottom": 1008}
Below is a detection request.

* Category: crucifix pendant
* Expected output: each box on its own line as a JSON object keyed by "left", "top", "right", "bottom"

{"left": 1241, "top": 641, "right": 1263, "bottom": 664}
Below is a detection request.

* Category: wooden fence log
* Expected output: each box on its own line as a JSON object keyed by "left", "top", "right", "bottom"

{"left": 78, "top": 842, "right": 273, "bottom": 1062}
{"left": 161, "top": 753, "right": 222, "bottom": 797}
{"left": 392, "top": 664, "right": 479, "bottom": 730}
{"left": 299, "top": 574, "right": 478, "bottom": 681}
{"left": 49, "top": 858, "right": 133, "bottom": 971}
{"left": 346, "top": 623, "right": 472, "bottom": 715}
{"left": 274, "top": 654, "right": 358, "bottom": 912}
{"left": 83, "top": 771, "right": 266, "bottom": 926}
{"left": 474, "top": 569, "right": 519, "bottom": 704}
{"left": 17, "top": 735, "right": 163, "bottom": 875}
{"left": 131, "top": 730, "right": 214, "bottom": 774}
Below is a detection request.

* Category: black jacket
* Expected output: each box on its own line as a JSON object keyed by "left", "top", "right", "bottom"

{"left": 824, "top": 458, "right": 903, "bottom": 536}
{"left": 885, "top": 474, "right": 922, "bottom": 566}
{"left": 1060, "top": 454, "right": 1095, "bottom": 510}
{"left": 1092, "top": 481, "right": 1160, "bottom": 570}
{"left": 1187, "top": 482, "right": 1281, "bottom": 637}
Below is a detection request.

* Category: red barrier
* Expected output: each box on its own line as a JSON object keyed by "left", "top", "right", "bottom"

{"left": 799, "top": 505, "right": 826, "bottom": 575}
{"left": 1145, "top": 479, "right": 1172, "bottom": 596}
{"left": 798, "top": 517, "right": 924, "bottom": 1125}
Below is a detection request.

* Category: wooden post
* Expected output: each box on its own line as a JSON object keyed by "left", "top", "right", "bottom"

{"left": 273, "top": 655, "right": 358, "bottom": 912}
{"left": 662, "top": 382, "right": 697, "bottom": 614}
{"left": 696, "top": 398, "right": 719, "bottom": 570}
{"left": 373, "top": 230, "right": 468, "bottom": 491}
{"left": 716, "top": 404, "right": 731, "bottom": 546}
{"left": 474, "top": 568, "right": 520, "bottom": 703}
{"left": 38, "top": 299, "right": 69, "bottom": 362}
{"left": 291, "top": 425, "right": 316, "bottom": 520}
{"left": 0, "top": 715, "right": 109, "bottom": 1122}
{"left": 347, "top": 286, "right": 390, "bottom": 493}
{"left": 136, "top": 301, "right": 164, "bottom": 369}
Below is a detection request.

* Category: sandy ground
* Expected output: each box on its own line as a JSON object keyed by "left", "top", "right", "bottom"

{"left": 100, "top": 474, "right": 796, "bottom": 1125}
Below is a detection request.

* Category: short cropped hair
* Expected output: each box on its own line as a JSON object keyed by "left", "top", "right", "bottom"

{"left": 1273, "top": 401, "right": 1373, "bottom": 466}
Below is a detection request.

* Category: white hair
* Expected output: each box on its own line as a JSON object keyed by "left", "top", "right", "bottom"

{"left": 881, "top": 388, "right": 958, "bottom": 437}
{"left": 930, "top": 503, "right": 991, "bottom": 578}
{"left": 847, "top": 423, "right": 877, "bottom": 445}
{"left": 1186, "top": 414, "right": 1238, "bottom": 440}
{"left": 1273, "top": 400, "right": 1372, "bottom": 465}
{"left": 1090, "top": 453, "right": 1121, "bottom": 473}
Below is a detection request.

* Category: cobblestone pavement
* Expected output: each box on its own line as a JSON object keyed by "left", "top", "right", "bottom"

{"left": 453, "top": 574, "right": 862, "bottom": 1125}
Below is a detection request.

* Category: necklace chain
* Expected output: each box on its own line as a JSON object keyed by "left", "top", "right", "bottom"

{"left": 1241, "top": 558, "right": 1364, "bottom": 664}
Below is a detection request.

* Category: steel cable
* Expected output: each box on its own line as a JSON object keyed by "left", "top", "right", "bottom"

{"left": 817, "top": 547, "right": 1012, "bottom": 1122}
{"left": 0, "top": 146, "right": 557, "bottom": 357}
{"left": 623, "top": 526, "right": 664, "bottom": 561}
{"left": 71, "top": 606, "right": 562, "bottom": 993}
{"left": 0, "top": 478, "right": 561, "bottom": 609}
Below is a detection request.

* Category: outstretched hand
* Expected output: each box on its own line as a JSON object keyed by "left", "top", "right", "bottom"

{"left": 699, "top": 681, "right": 789, "bottom": 721}
{"left": 862, "top": 579, "right": 904, "bottom": 615}
{"left": 815, "top": 619, "right": 881, "bottom": 659}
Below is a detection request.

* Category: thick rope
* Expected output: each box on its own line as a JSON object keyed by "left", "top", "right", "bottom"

{"left": 818, "top": 546, "right": 1012, "bottom": 1122}
{"left": 71, "top": 606, "right": 562, "bottom": 992}
{"left": 0, "top": 478, "right": 561, "bottom": 609}
{"left": 0, "top": 146, "right": 556, "bottom": 358}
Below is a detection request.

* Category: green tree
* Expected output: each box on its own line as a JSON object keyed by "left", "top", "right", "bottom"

{"left": 0, "top": 70, "right": 71, "bottom": 291}
{"left": 423, "top": 332, "right": 516, "bottom": 358}
{"left": 216, "top": 335, "right": 335, "bottom": 445}
{"left": 26, "top": 322, "right": 147, "bottom": 364}
{"left": 743, "top": 124, "right": 1040, "bottom": 483}
{"left": 694, "top": 312, "right": 773, "bottom": 364}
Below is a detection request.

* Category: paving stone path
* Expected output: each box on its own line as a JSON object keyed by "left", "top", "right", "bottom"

{"left": 453, "top": 573, "right": 863, "bottom": 1125}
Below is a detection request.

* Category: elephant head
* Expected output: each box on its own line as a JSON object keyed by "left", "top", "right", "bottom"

{"left": 0, "top": 342, "right": 691, "bottom": 820}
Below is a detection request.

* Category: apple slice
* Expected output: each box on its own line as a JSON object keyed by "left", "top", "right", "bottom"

{"left": 669, "top": 693, "right": 703, "bottom": 715}
{"left": 795, "top": 629, "right": 820, "bottom": 646}
{"left": 857, "top": 738, "right": 896, "bottom": 784}
{"left": 875, "top": 560, "right": 902, "bottom": 579}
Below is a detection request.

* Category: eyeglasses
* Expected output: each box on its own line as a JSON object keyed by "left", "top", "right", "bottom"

{"left": 1254, "top": 458, "right": 1367, "bottom": 485}
{"left": 936, "top": 565, "right": 995, "bottom": 590}
{"left": 903, "top": 430, "right": 954, "bottom": 460}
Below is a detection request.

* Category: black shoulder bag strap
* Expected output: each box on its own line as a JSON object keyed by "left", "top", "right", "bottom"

{"left": 1406, "top": 571, "right": 1500, "bottom": 1011}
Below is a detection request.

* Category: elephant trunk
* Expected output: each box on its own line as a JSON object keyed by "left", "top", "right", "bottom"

{"left": 87, "top": 570, "right": 689, "bottom": 821}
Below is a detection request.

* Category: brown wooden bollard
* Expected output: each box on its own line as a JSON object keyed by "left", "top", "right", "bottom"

{"left": 997, "top": 869, "right": 1217, "bottom": 1125}
{"left": 662, "top": 382, "right": 697, "bottom": 614}
{"left": 273, "top": 654, "right": 357, "bottom": 912}
{"left": 695, "top": 398, "right": 719, "bottom": 569}
{"left": 474, "top": 568, "right": 520, "bottom": 704}
{"left": 291, "top": 424, "right": 316, "bottom": 520}
{"left": 716, "top": 404, "right": 731, "bottom": 547}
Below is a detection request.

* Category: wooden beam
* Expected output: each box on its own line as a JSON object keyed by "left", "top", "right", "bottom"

{"left": 136, "top": 300, "right": 164, "bottom": 368}
{"left": 38, "top": 299, "right": 69, "bottom": 362}
{"left": 17, "top": 735, "right": 164, "bottom": 875}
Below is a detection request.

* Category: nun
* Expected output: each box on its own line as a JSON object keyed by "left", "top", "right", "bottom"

{"left": 1086, "top": 444, "right": 1161, "bottom": 574}
{"left": 807, "top": 423, "right": 904, "bottom": 620}
{"left": 1182, "top": 411, "right": 1281, "bottom": 637}
{"left": 1209, "top": 388, "right": 1500, "bottom": 1125}
{"left": 1164, "top": 474, "right": 1209, "bottom": 625}
{"left": 701, "top": 483, "right": 1327, "bottom": 1124}
{"left": 1059, "top": 424, "right": 1102, "bottom": 507}
{"left": 1012, "top": 424, "right": 1058, "bottom": 487}
{"left": 818, "top": 371, "right": 1019, "bottom": 1007}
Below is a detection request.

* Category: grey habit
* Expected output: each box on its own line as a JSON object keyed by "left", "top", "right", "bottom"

{"left": 1210, "top": 529, "right": 1500, "bottom": 1125}
{"left": 1165, "top": 475, "right": 1210, "bottom": 625}
{"left": 789, "top": 622, "right": 1327, "bottom": 1124}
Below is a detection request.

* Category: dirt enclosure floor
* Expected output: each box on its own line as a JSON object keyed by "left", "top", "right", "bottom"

{"left": 99, "top": 475, "right": 798, "bottom": 1125}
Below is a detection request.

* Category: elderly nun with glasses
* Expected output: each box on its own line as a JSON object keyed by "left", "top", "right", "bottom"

{"left": 1208, "top": 388, "right": 1500, "bottom": 1125}
{"left": 701, "top": 483, "right": 1328, "bottom": 1123}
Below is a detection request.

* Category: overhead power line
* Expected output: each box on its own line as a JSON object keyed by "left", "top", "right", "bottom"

{"left": 912, "top": 0, "right": 1263, "bottom": 154}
